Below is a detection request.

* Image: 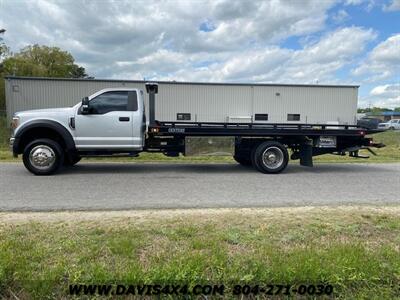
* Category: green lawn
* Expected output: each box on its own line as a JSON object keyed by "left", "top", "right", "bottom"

{"left": 1, "top": 206, "right": 399, "bottom": 299}
{"left": 0, "top": 115, "right": 9, "bottom": 149}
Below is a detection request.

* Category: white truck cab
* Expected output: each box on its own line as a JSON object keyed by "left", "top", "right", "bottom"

{"left": 11, "top": 88, "right": 147, "bottom": 175}
{"left": 72, "top": 88, "right": 146, "bottom": 150}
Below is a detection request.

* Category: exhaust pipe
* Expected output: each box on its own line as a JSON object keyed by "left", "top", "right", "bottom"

{"left": 145, "top": 82, "right": 158, "bottom": 127}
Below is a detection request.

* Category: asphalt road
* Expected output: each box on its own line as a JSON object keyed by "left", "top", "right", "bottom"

{"left": 0, "top": 162, "right": 399, "bottom": 211}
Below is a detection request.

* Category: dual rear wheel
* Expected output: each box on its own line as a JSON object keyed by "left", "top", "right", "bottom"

{"left": 235, "top": 141, "right": 289, "bottom": 174}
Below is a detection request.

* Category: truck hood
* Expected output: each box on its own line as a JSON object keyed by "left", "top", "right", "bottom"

{"left": 13, "top": 107, "right": 76, "bottom": 134}
{"left": 16, "top": 107, "right": 74, "bottom": 116}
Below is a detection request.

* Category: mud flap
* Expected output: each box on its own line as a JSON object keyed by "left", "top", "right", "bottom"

{"left": 300, "top": 144, "right": 313, "bottom": 167}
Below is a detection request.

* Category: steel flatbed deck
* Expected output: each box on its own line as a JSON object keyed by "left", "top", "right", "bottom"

{"left": 150, "top": 121, "right": 376, "bottom": 137}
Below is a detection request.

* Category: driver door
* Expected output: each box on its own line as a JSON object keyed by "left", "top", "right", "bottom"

{"left": 74, "top": 90, "right": 141, "bottom": 150}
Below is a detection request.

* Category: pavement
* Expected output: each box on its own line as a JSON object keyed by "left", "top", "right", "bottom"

{"left": 0, "top": 162, "right": 399, "bottom": 211}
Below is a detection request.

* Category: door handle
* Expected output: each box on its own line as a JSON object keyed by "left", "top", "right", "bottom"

{"left": 119, "top": 117, "right": 130, "bottom": 122}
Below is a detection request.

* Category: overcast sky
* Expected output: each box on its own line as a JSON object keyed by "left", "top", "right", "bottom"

{"left": 0, "top": 0, "right": 399, "bottom": 108}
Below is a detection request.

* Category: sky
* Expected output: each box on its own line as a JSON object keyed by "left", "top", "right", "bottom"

{"left": 0, "top": 0, "right": 399, "bottom": 108}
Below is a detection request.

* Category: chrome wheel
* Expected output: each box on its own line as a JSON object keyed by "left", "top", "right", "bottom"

{"left": 29, "top": 145, "right": 56, "bottom": 170}
{"left": 261, "top": 146, "right": 284, "bottom": 169}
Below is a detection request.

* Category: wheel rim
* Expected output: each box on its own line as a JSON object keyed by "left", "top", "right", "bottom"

{"left": 29, "top": 145, "right": 56, "bottom": 170}
{"left": 261, "top": 146, "right": 284, "bottom": 169}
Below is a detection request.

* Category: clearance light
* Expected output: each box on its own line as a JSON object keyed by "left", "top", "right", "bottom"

{"left": 11, "top": 117, "right": 20, "bottom": 130}
{"left": 359, "top": 131, "right": 365, "bottom": 136}
{"left": 150, "top": 127, "right": 160, "bottom": 133}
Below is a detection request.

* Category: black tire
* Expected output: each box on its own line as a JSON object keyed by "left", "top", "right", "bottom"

{"left": 233, "top": 155, "right": 252, "bottom": 166}
{"left": 22, "top": 139, "right": 64, "bottom": 175}
{"left": 252, "top": 141, "right": 289, "bottom": 174}
{"left": 64, "top": 155, "right": 81, "bottom": 166}
{"left": 250, "top": 143, "right": 260, "bottom": 168}
{"left": 389, "top": 126, "right": 395, "bottom": 130}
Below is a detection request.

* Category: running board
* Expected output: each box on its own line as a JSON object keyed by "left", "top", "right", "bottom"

{"left": 78, "top": 152, "right": 140, "bottom": 157}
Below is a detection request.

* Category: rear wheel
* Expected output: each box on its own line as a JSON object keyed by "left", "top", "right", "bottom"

{"left": 22, "top": 139, "right": 64, "bottom": 175}
{"left": 252, "top": 141, "right": 288, "bottom": 174}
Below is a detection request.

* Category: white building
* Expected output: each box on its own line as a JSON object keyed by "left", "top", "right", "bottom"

{"left": 5, "top": 76, "right": 358, "bottom": 125}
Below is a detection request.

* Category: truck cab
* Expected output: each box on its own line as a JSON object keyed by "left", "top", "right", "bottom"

{"left": 72, "top": 88, "right": 146, "bottom": 151}
{"left": 11, "top": 88, "right": 147, "bottom": 175}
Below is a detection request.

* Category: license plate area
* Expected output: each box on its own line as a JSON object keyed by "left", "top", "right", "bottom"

{"left": 317, "top": 136, "right": 337, "bottom": 148}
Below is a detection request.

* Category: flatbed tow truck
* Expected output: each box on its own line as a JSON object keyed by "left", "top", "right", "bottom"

{"left": 10, "top": 83, "right": 384, "bottom": 175}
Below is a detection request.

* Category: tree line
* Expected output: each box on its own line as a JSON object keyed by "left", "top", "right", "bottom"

{"left": 358, "top": 107, "right": 400, "bottom": 113}
{"left": 0, "top": 29, "right": 89, "bottom": 111}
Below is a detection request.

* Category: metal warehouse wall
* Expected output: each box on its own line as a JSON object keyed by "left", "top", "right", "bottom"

{"left": 5, "top": 77, "right": 147, "bottom": 120}
{"left": 5, "top": 76, "right": 358, "bottom": 125}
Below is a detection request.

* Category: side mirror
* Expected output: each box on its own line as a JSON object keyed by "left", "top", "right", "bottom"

{"left": 81, "top": 97, "right": 90, "bottom": 114}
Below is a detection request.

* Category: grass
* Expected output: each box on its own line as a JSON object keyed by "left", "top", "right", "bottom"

{"left": 0, "top": 206, "right": 399, "bottom": 299}
{"left": 1, "top": 115, "right": 399, "bottom": 163}
{"left": 0, "top": 115, "right": 9, "bottom": 149}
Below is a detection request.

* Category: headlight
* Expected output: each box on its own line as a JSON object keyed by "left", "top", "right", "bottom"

{"left": 11, "top": 116, "right": 20, "bottom": 130}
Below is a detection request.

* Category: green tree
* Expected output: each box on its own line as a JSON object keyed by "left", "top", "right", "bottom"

{"left": 371, "top": 107, "right": 392, "bottom": 113}
{"left": 358, "top": 108, "right": 369, "bottom": 113}
{"left": 0, "top": 43, "right": 89, "bottom": 110}
{"left": 358, "top": 107, "right": 396, "bottom": 114}
{"left": 2, "top": 44, "right": 88, "bottom": 78}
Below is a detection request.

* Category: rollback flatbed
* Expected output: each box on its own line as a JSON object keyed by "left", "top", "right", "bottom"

{"left": 142, "top": 82, "right": 384, "bottom": 173}
{"left": 145, "top": 119, "right": 384, "bottom": 173}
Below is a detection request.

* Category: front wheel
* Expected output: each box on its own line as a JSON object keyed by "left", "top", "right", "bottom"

{"left": 252, "top": 141, "right": 289, "bottom": 174}
{"left": 22, "top": 139, "right": 64, "bottom": 175}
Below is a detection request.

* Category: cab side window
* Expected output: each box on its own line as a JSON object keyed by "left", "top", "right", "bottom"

{"left": 89, "top": 91, "right": 130, "bottom": 114}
